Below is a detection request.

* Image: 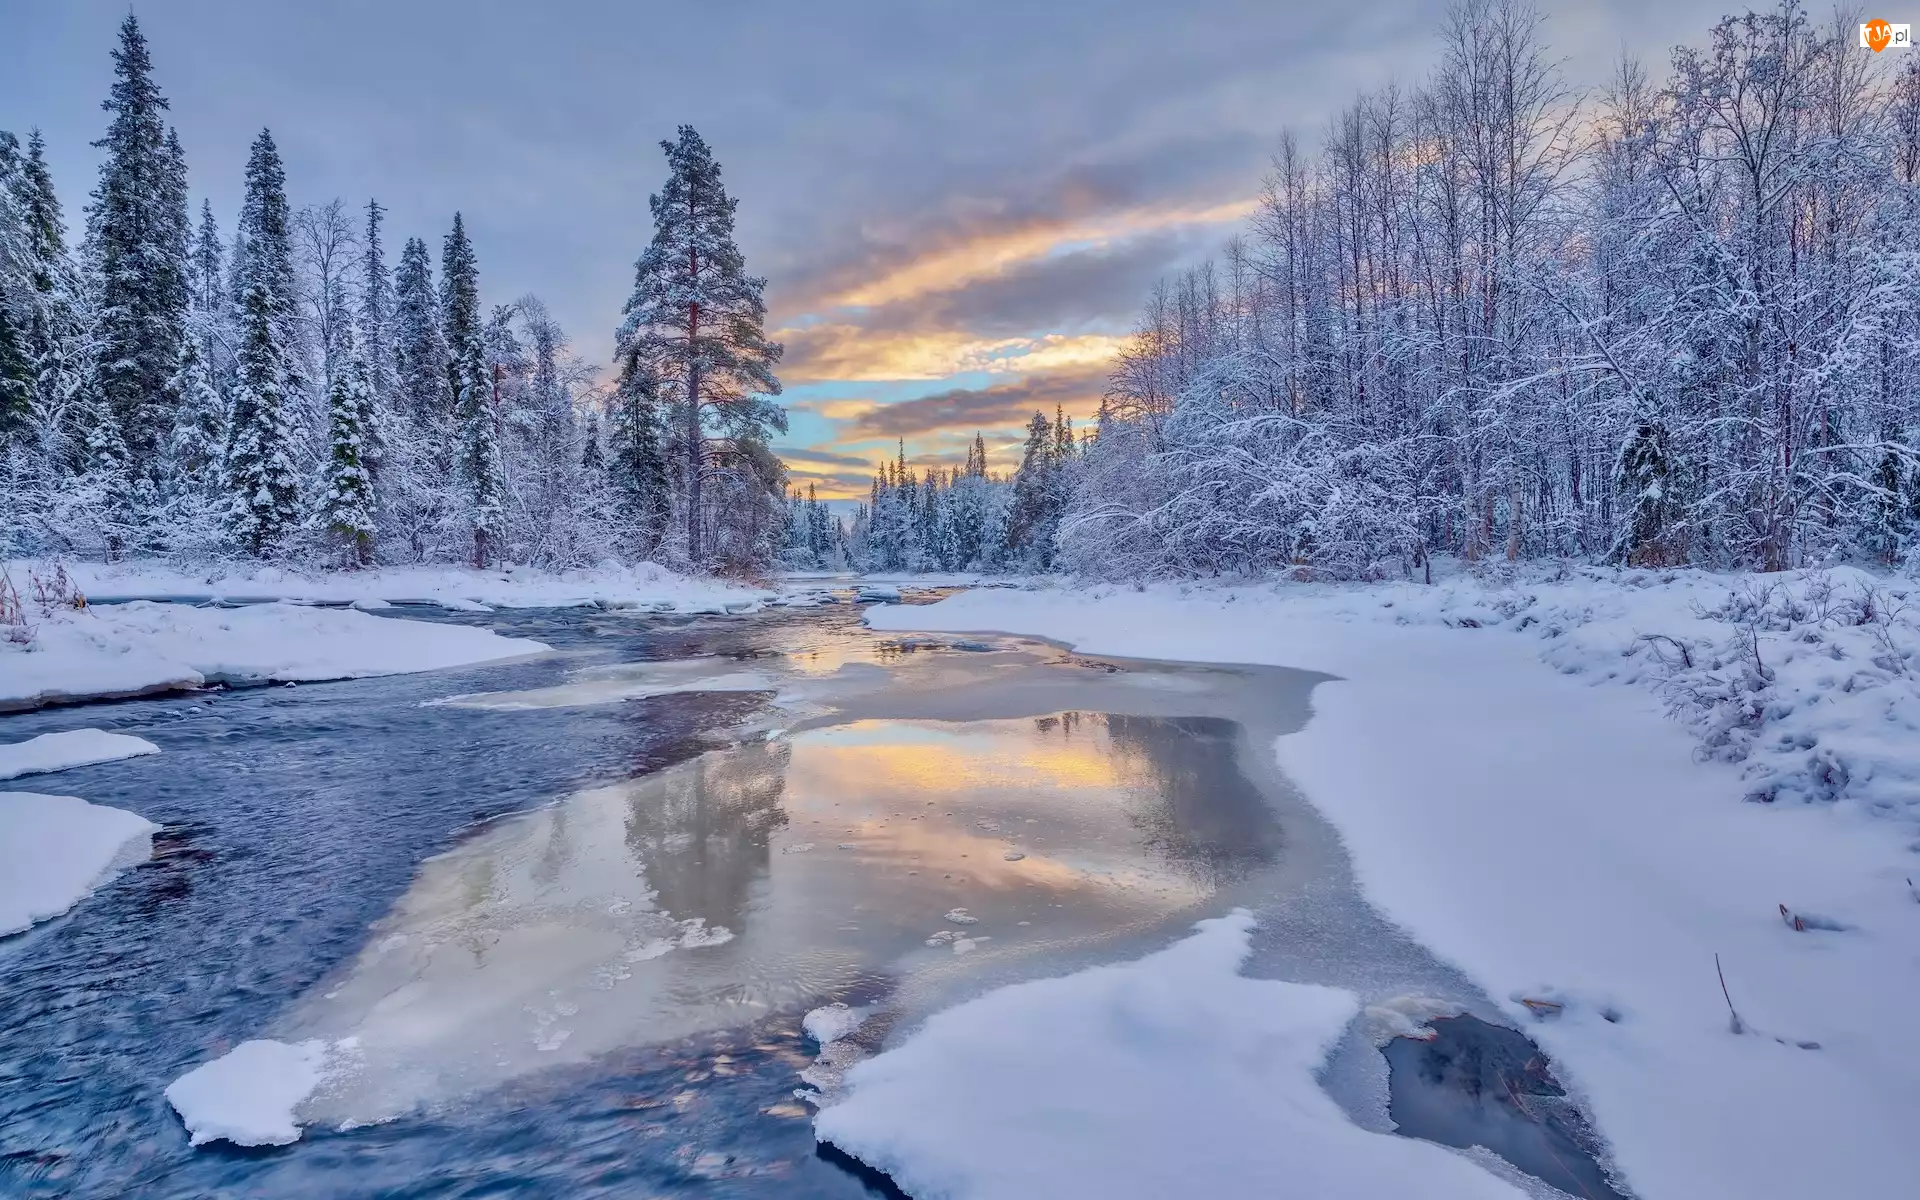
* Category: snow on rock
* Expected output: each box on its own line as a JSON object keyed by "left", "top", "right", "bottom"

{"left": 0, "top": 790, "right": 157, "bottom": 936}
{"left": 867, "top": 570, "right": 1920, "bottom": 1200}
{"left": 0, "top": 600, "right": 549, "bottom": 711}
{"left": 815, "top": 911, "right": 1523, "bottom": 1200}
{"left": 165, "top": 1038, "right": 343, "bottom": 1147}
{"left": 802, "top": 1002, "right": 867, "bottom": 1046}
{"left": 0, "top": 729, "right": 160, "bottom": 780}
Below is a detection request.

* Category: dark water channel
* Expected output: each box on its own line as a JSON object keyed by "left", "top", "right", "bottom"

{"left": 0, "top": 599, "right": 1623, "bottom": 1199}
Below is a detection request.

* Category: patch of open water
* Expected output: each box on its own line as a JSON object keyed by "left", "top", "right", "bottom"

{"left": 0, "top": 601, "right": 1618, "bottom": 1198}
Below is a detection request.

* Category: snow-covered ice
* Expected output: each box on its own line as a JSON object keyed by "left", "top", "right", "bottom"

{"left": 0, "top": 790, "right": 157, "bottom": 936}
{"left": 815, "top": 911, "right": 1523, "bottom": 1199}
{"left": 867, "top": 568, "right": 1920, "bottom": 1200}
{"left": 0, "top": 598, "right": 549, "bottom": 710}
{"left": 0, "top": 728, "right": 160, "bottom": 780}
{"left": 802, "top": 1002, "right": 867, "bottom": 1046}
{"left": 10, "top": 558, "right": 775, "bottom": 613}
{"left": 164, "top": 1038, "right": 342, "bottom": 1147}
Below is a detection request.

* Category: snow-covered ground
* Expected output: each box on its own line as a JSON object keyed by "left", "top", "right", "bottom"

{"left": 0, "top": 598, "right": 551, "bottom": 711}
{"left": 862, "top": 564, "right": 1920, "bottom": 1200}
{"left": 0, "top": 729, "right": 160, "bottom": 780}
{"left": 7, "top": 558, "right": 775, "bottom": 612}
{"left": 817, "top": 911, "right": 1525, "bottom": 1200}
{"left": 0, "top": 790, "right": 158, "bottom": 936}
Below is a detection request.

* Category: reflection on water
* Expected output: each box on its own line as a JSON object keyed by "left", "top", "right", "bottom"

{"left": 296, "top": 708, "right": 1283, "bottom": 1128}
{"left": 0, "top": 604, "right": 1351, "bottom": 1199}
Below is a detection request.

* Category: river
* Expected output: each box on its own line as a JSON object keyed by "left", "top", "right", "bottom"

{"left": 0, "top": 594, "right": 1600, "bottom": 1199}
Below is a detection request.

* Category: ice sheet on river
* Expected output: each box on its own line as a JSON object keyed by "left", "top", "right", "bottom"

{"left": 0, "top": 728, "right": 160, "bottom": 780}
{"left": 0, "top": 790, "right": 157, "bottom": 936}
{"left": 815, "top": 911, "right": 1524, "bottom": 1200}
{"left": 165, "top": 1038, "right": 347, "bottom": 1147}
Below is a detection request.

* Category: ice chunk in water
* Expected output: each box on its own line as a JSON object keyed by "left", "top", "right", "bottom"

{"left": 804, "top": 1002, "right": 868, "bottom": 1046}
{"left": 165, "top": 1038, "right": 347, "bottom": 1147}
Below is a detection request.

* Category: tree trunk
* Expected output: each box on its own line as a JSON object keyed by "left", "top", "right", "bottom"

{"left": 686, "top": 286, "right": 702, "bottom": 565}
{"left": 686, "top": 358, "right": 702, "bottom": 565}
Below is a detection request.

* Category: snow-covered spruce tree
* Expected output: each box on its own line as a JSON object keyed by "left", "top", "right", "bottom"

{"left": 1006, "top": 411, "right": 1061, "bottom": 569}
{"left": 16, "top": 130, "right": 86, "bottom": 451}
{"left": 0, "top": 308, "right": 28, "bottom": 433}
{"left": 1612, "top": 394, "right": 1686, "bottom": 568}
{"left": 85, "top": 14, "right": 189, "bottom": 474}
{"left": 607, "top": 360, "right": 671, "bottom": 558}
{"left": 384, "top": 234, "right": 450, "bottom": 559}
{"left": 74, "top": 386, "right": 136, "bottom": 560}
{"left": 614, "top": 126, "right": 785, "bottom": 571}
{"left": 1868, "top": 443, "right": 1911, "bottom": 566}
{"left": 393, "top": 236, "right": 447, "bottom": 425}
{"left": 166, "top": 333, "right": 225, "bottom": 520}
{"left": 441, "top": 213, "right": 504, "bottom": 566}
{"left": 224, "top": 130, "right": 300, "bottom": 556}
{"left": 359, "top": 199, "right": 396, "bottom": 425}
{"left": 1, "top": 131, "right": 64, "bottom": 444}
{"left": 320, "top": 326, "right": 377, "bottom": 566}
{"left": 190, "top": 201, "right": 223, "bottom": 343}
{"left": 0, "top": 134, "right": 29, "bottom": 430}
{"left": 440, "top": 214, "right": 479, "bottom": 408}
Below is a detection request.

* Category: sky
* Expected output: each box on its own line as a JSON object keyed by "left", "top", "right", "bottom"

{"left": 5, "top": 0, "right": 1749, "bottom": 501}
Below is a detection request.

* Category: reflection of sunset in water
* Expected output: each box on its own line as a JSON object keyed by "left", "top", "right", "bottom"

{"left": 280, "top": 619, "right": 1306, "bottom": 1136}
{"left": 789, "top": 720, "right": 1123, "bottom": 795}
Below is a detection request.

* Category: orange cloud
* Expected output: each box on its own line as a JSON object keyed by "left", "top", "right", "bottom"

{"left": 822, "top": 197, "right": 1258, "bottom": 311}
{"left": 781, "top": 326, "right": 1128, "bottom": 384}
{"left": 789, "top": 397, "right": 883, "bottom": 421}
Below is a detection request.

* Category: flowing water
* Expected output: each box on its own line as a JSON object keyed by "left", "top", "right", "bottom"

{"left": 0, "top": 596, "right": 1610, "bottom": 1199}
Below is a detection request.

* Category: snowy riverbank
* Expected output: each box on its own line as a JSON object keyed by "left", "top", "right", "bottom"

{"left": 0, "top": 595, "right": 550, "bottom": 711}
{"left": 860, "top": 565, "right": 1920, "bottom": 1200}
{"left": 5, "top": 558, "right": 776, "bottom": 612}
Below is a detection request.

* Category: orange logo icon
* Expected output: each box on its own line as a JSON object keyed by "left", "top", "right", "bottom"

{"left": 1867, "top": 19, "right": 1894, "bottom": 51}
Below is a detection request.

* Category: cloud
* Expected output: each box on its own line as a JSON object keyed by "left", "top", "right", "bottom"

{"left": 850, "top": 228, "right": 1216, "bottom": 339}
{"left": 787, "top": 397, "right": 882, "bottom": 421}
{"left": 814, "top": 197, "right": 1255, "bottom": 313}
{"left": 841, "top": 366, "right": 1108, "bottom": 441}
{"left": 781, "top": 327, "right": 1126, "bottom": 384}
{"left": 778, "top": 446, "right": 876, "bottom": 470}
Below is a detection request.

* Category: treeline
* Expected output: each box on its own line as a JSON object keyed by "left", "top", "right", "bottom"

{"left": 0, "top": 16, "right": 786, "bottom": 574}
{"left": 1067, "top": 0, "right": 1920, "bottom": 579}
{"left": 783, "top": 413, "right": 1081, "bottom": 573}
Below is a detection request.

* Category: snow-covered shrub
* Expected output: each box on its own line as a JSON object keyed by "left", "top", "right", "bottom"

{"left": 1632, "top": 571, "right": 1920, "bottom": 811}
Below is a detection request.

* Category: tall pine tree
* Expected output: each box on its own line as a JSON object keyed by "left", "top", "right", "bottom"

{"left": 614, "top": 126, "right": 784, "bottom": 566}
{"left": 442, "top": 214, "right": 503, "bottom": 565}
{"left": 188, "top": 200, "right": 225, "bottom": 376}
{"left": 225, "top": 130, "right": 300, "bottom": 555}
{"left": 392, "top": 235, "right": 447, "bottom": 424}
{"left": 86, "top": 14, "right": 188, "bottom": 471}
{"left": 321, "top": 325, "right": 378, "bottom": 566}
{"left": 360, "top": 199, "right": 396, "bottom": 412}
